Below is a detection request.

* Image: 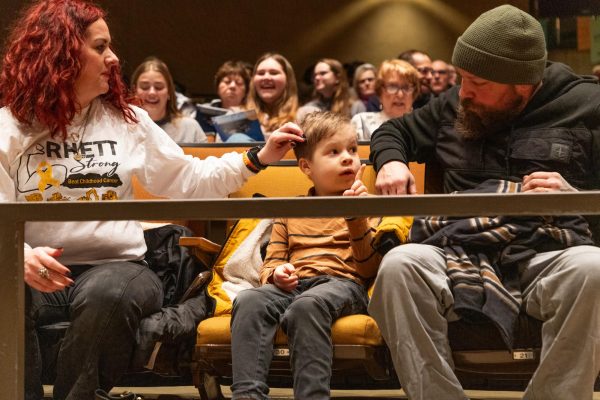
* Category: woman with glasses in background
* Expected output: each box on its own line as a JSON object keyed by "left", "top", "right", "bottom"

{"left": 351, "top": 60, "right": 420, "bottom": 141}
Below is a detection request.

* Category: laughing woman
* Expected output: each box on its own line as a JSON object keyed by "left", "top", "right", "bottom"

{"left": 132, "top": 57, "right": 207, "bottom": 143}
{"left": 246, "top": 53, "right": 299, "bottom": 139}
{"left": 0, "top": 2, "right": 303, "bottom": 399}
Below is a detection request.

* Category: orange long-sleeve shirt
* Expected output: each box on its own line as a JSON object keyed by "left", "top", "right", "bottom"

{"left": 260, "top": 216, "right": 382, "bottom": 287}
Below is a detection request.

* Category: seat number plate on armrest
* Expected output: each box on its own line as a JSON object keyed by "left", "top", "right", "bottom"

{"left": 513, "top": 351, "right": 535, "bottom": 360}
{"left": 273, "top": 348, "right": 290, "bottom": 357}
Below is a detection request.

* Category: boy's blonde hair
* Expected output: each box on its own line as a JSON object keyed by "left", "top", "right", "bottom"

{"left": 294, "top": 111, "right": 351, "bottom": 161}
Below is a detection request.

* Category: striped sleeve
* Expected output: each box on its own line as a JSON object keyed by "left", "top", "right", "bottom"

{"left": 260, "top": 219, "right": 289, "bottom": 284}
{"left": 346, "top": 217, "right": 382, "bottom": 279}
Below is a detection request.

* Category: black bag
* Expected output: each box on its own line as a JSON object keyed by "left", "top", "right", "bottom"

{"left": 132, "top": 225, "right": 213, "bottom": 374}
{"left": 143, "top": 224, "right": 209, "bottom": 306}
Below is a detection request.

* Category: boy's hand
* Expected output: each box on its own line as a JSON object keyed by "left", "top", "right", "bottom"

{"left": 273, "top": 263, "right": 298, "bottom": 292}
{"left": 343, "top": 164, "right": 368, "bottom": 197}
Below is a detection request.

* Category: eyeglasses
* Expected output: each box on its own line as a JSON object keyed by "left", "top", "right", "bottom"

{"left": 358, "top": 77, "right": 375, "bottom": 84}
{"left": 416, "top": 67, "right": 433, "bottom": 75}
{"left": 432, "top": 69, "right": 448, "bottom": 76}
{"left": 383, "top": 84, "right": 414, "bottom": 95}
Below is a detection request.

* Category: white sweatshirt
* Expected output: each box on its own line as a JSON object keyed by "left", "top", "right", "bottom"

{"left": 161, "top": 116, "right": 207, "bottom": 144}
{"left": 0, "top": 100, "right": 255, "bottom": 265}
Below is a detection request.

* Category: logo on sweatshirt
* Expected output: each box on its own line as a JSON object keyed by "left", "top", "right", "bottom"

{"left": 18, "top": 140, "right": 123, "bottom": 201}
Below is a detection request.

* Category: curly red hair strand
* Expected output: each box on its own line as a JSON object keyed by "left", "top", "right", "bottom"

{"left": 0, "top": 0, "right": 137, "bottom": 139}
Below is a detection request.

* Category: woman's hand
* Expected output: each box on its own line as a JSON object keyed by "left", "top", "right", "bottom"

{"left": 257, "top": 122, "right": 305, "bottom": 166}
{"left": 24, "top": 247, "right": 73, "bottom": 293}
{"left": 273, "top": 263, "right": 298, "bottom": 292}
{"left": 343, "top": 164, "right": 369, "bottom": 197}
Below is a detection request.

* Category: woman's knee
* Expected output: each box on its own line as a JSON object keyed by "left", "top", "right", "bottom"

{"left": 73, "top": 264, "right": 162, "bottom": 318}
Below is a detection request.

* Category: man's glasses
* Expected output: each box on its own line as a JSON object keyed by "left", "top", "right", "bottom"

{"left": 383, "top": 84, "right": 414, "bottom": 95}
{"left": 432, "top": 69, "right": 448, "bottom": 76}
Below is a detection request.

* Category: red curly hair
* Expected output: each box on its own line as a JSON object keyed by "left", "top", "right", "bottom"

{"left": 0, "top": 0, "right": 137, "bottom": 139}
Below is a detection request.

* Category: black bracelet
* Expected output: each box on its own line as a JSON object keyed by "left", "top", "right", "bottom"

{"left": 247, "top": 145, "right": 268, "bottom": 170}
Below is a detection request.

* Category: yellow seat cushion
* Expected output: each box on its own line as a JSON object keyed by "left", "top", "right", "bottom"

{"left": 196, "top": 314, "right": 384, "bottom": 347}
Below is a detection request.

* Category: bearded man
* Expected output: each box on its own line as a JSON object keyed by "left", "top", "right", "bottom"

{"left": 369, "top": 5, "right": 600, "bottom": 400}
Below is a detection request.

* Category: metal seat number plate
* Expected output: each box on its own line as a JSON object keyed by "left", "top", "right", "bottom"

{"left": 273, "top": 348, "right": 290, "bottom": 357}
{"left": 513, "top": 351, "right": 535, "bottom": 360}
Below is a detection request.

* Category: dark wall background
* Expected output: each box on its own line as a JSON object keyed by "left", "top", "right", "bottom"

{"left": 9, "top": 0, "right": 585, "bottom": 100}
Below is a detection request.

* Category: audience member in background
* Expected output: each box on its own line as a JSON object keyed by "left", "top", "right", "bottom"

{"left": 246, "top": 53, "right": 299, "bottom": 140}
{"left": 0, "top": 1, "right": 304, "bottom": 399}
{"left": 447, "top": 63, "right": 458, "bottom": 86}
{"left": 430, "top": 59, "right": 452, "bottom": 95}
{"left": 214, "top": 61, "right": 250, "bottom": 111}
{"left": 352, "top": 60, "right": 420, "bottom": 140}
{"left": 398, "top": 49, "right": 433, "bottom": 109}
{"left": 231, "top": 111, "right": 382, "bottom": 400}
{"left": 297, "top": 58, "right": 365, "bottom": 121}
{"left": 353, "top": 63, "right": 381, "bottom": 112}
{"left": 132, "top": 57, "right": 207, "bottom": 143}
{"left": 196, "top": 60, "right": 251, "bottom": 141}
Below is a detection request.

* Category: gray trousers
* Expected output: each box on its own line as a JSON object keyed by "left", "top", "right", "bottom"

{"left": 25, "top": 262, "right": 163, "bottom": 400}
{"left": 368, "top": 243, "right": 600, "bottom": 400}
{"left": 230, "top": 275, "right": 369, "bottom": 400}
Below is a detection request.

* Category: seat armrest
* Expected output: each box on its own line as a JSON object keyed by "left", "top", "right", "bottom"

{"left": 179, "top": 236, "right": 222, "bottom": 261}
{"left": 179, "top": 236, "right": 222, "bottom": 276}
{"left": 179, "top": 236, "right": 222, "bottom": 253}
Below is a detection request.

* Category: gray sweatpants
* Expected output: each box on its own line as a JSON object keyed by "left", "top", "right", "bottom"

{"left": 368, "top": 243, "right": 600, "bottom": 400}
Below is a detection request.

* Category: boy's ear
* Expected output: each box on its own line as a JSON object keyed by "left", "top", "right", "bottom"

{"left": 299, "top": 158, "right": 312, "bottom": 178}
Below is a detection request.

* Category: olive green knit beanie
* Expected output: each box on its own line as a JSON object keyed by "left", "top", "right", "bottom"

{"left": 452, "top": 5, "right": 547, "bottom": 84}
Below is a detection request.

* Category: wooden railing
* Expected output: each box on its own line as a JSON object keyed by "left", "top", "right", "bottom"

{"left": 2, "top": 192, "right": 600, "bottom": 398}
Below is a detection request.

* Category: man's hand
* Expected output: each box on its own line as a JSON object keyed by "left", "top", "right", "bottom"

{"left": 257, "top": 122, "right": 304, "bottom": 166}
{"left": 273, "top": 263, "right": 298, "bottom": 292}
{"left": 522, "top": 171, "right": 576, "bottom": 192}
{"left": 375, "top": 161, "right": 416, "bottom": 195}
{"left": 24, "top": 247, "right": 73, "bottom": 293}
{"left": 343, "top": 164, "right": 368, "bottom": 196}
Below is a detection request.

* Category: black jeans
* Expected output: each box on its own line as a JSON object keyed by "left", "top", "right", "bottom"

{"left": 230, "top": 275, "right": 369, "bottom": 400}
{"left": 25, "top": 261, "right": 163, "bottom": 400}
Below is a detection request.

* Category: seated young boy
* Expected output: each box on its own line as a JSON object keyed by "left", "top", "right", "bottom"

{"left": 230, "top": 111, "right": 382, "bottom": 400}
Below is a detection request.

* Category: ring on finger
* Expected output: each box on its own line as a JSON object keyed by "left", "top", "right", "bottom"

{"left": 38, "top": 266, "right": 50, "bottom": 280}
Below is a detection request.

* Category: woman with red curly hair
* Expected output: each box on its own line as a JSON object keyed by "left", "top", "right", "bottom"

{"left": 0, "top": 1, "right": 303, "bottom": 399}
